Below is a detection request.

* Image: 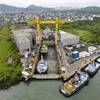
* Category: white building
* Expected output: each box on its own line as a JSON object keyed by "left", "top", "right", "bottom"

{"left": 59, "top": 30, "right": 79, "bottom": 46}
{"left": 12, "top": 28, "right": 36, "bottom": 55}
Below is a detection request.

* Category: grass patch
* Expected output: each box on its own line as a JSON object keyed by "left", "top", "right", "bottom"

{"left": 0, "top": 23, "right": 22, "bottom": 87}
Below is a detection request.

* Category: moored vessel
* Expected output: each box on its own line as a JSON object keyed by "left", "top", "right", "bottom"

{"left": 60, "top": 71, "right": 89, "bottom": 97}
{"left": 37, "top": 55, "right": 48, "bottom": 74}
{"left": 84, "top": 61, "right": 100, "bottom": 76}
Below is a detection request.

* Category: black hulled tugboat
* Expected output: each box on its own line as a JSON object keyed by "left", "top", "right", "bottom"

{"left": 60, "top": 71, "right": 89, "bottom": 97}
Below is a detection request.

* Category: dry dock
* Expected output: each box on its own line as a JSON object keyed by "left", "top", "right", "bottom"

{"left": 32, "top": 40, "right": 60, "bottom": 79}
{"left": 32, "top": 46, "right": 60, "bottom": 80}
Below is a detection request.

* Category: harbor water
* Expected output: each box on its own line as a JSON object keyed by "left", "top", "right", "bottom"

{"left": 0, "top": 71, "right": 100, "bottom": 100}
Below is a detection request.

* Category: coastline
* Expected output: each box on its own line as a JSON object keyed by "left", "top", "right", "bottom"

{"left": 0, "top": 77, "right": 23, "bottom": 90}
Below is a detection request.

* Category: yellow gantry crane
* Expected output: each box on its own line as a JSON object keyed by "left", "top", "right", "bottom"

{"left": 27, "top": 17, "right": 65, "bottom": 46}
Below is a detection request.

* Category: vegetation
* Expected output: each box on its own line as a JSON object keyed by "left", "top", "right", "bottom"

{"left": 0, "top": 23, "right": 22, "bottom": 87}
{"left": 60, "top": 19, "right": 100, "bottom": 45}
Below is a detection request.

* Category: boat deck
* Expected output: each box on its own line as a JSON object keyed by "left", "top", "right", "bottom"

{"left": 60, "top": 72, "right": 89, "bottom": 97}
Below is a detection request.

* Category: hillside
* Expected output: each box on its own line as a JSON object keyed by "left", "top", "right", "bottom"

{"left": 78, "top": 6, "right": 100, "bottom": 14}
{"left": 0, "top": 4, "right": 100, "bottom": 14}
{"left": 0, "top": 4, "right": 24, "bottom": 13}
{"left": 0, "top": 4, "right": 54, "bottom": 13}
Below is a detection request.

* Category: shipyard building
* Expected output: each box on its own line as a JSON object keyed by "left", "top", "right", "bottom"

{"left": 59, "top": 30, "right": 79, "bottom": 46}
{"left": 12, "top": 28, "right": 36, "bottom": 55}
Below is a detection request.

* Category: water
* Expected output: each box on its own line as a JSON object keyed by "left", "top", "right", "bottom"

{"left": 0, "top": 71, "right": 100, "bottom": 100}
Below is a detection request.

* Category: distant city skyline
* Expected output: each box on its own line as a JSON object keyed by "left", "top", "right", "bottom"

{"left": 0, "top": 0, "right": 100, "bottom": 8}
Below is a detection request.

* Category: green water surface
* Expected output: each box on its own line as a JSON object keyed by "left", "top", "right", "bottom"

{"left": 0, "top": 71, "right": 100, "bottom": 100}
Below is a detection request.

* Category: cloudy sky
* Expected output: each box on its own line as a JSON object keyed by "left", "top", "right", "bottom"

{"left": 0, "top": 0, "right": 100, "bottom": 7}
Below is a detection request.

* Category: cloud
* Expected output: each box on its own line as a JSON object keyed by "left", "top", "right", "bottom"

{"left": 0, "top": 0, "right": 100, "bottom": 7}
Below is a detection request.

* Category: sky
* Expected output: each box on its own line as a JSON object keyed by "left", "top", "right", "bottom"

{"left": 0, "top": 0, "right": 100, "bottom": 8}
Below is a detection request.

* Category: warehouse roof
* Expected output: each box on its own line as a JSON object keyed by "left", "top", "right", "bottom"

{"left": 59, "top": 30, "right": 79, "bottom": 38}
{"left": 16, "top": 37, "right": 30, "bottom": 44}
{"left": 12, "top": 28, "right": 35, "bottom": 37}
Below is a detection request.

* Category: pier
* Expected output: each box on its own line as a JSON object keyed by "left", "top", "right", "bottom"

{"left": 62, "top": 54, "right": 99, "bottom": 81}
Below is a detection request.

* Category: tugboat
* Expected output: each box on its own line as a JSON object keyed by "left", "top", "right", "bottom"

{"left": 84, "top": 61, "right": 100, "bottom": 76}
{"left": 37, "top": 55, "right": 48, "bottom": 74}
{"left": 95, "top": 56, "right": 100, "bottom": 64}
{"left": 22, "top": 71, "right": 32, "bottom": 81}
{"left": 60, "top": 71, "right": 89, "bottom": 97}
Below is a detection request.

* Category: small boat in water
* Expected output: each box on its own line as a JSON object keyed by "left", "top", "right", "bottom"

{"left": 22, "top": 71, "right": 32, "bottom": 81}
{"left": 37, "top": 56, "right": 48, "bottom": 74}
{"left": 84, "top": 61, "right": 100, "bottom": 76}
{"left": 60, "top": 71, "right": 89, "bottom": 97}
